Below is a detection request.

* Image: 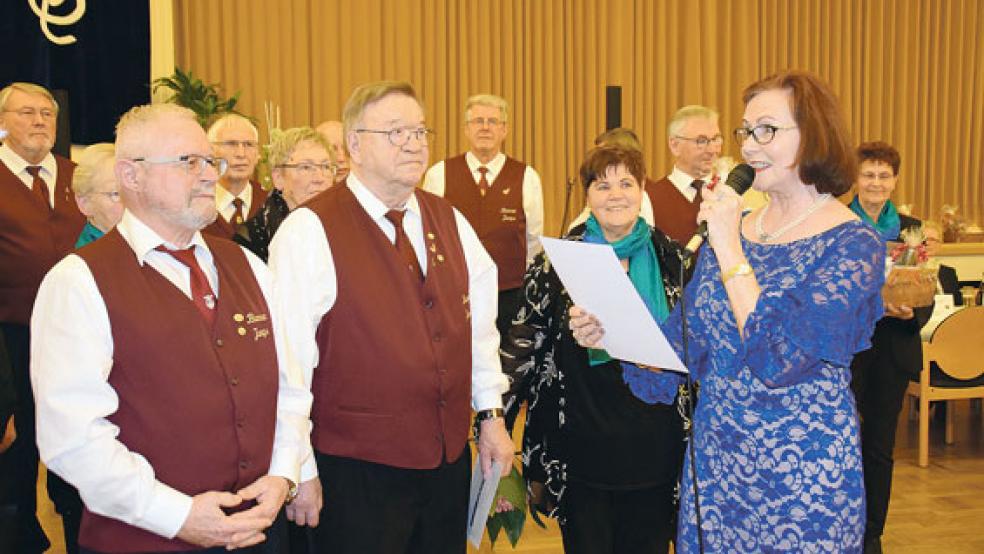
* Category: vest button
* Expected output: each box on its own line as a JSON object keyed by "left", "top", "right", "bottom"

{"left": 433, "top": 334, "right": 443, "bottom": 342}
{"left": 239, "top": 460, "right": 248, "bottom": 469}
{"left": 215, "top": 338, "right": 224, "bottom": 347}
{"left": 230, "top": 377, "right": 239, "bottom": 386}
{"left": 423, "top": 299, "right": 435, "bottom": 309}
{"left": 438, "top": 399, "right": 447, "bottom": 407}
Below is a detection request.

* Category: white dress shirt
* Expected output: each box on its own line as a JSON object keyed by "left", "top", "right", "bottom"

{"left": 0, "top": 142, "right": 57, "bottom": 206}
{"left": 268, "top": 174, "right": 508, "bottom": 476}
{"left": 422, "top": 151, "right": 544, "bottom": 265}
{"left": 31, "top": 210, "right": 313, "bottom": 540}
{"left": 215, "top": 180, "right": 255, "bottom": 223}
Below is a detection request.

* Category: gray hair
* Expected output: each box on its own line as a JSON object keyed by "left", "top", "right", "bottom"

{"left": 206, "top": 113, "right": 259, "bottom": 142}
{"left": 342, "top": 81, "right": 420, "bottom": 138}
{"left": 0, "top": 82, "right": 59, "bottom": 112}
{"left": 267, "top": 127, "right": 334, "bottom": 168}
{"left": 115, "top": 103, "right": 198, "bottom": 159}
{"left": 667, "top": 105, "right": 719, "bottom": 138}
{"left": 72, "top": 143, "right": 116, "bottom": 196}
{"left": 465, "top": 93, "right": 509, "bottom": 123}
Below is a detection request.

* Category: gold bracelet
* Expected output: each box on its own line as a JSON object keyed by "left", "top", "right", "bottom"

{"left": 721, "top": 262, "right": 753, "bottom": 283}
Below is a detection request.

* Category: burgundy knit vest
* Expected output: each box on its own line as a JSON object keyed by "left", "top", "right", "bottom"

{"left": 443, "top": 154, "right": 527, "bottom": 290}
{"left": 0, "top": 154, "right": 85, "bottom": 324}
{"left": 76, "top": 230, "right": 278, "bottom": 552}
{"left": 646, "top": 176, "right": 699, "bottom": 245}
{"left": 307, "top": 185, "right": 472, "bottom": 469}
{"left": 202, "top": 180, "right": 269, "bottom": 239}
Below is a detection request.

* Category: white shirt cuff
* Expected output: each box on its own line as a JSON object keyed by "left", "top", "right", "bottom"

{"left": 141, "top": 481, "right": 194, "bottom": 539}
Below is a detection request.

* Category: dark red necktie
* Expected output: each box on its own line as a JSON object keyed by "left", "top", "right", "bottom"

{"left": 231, "top": 197, "right": 246, "bottom": 225}
{"left": 26, "top": 166, "right": 51, "bottom": 211}
{"left": 155, "top": 245, "right": 217, "bottom": 326}
{"left": 384, "top": 210, "right": 424, "bottom": 282}
{"left": 478, "top": 166, "right": 490, "bottom": 196}
{"left": 691, "top": 179, "right": 705, "bottom": 205}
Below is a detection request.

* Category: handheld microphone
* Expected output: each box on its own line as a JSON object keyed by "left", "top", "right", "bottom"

{"left": 681, "top": 163, "right": 756, "bottom": 259}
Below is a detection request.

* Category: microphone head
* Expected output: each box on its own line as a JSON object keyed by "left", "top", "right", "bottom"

{"left": 725, "top": 163, "right": 756, "bottom": 195}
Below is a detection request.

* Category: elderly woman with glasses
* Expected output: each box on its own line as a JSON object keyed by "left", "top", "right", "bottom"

{"left": 72, "top": 143, "right": 123, "bottom": 247}
{"left": 502, "top": 144, "right": 689, "bottom": 554}
{"left": 570, "top": 71, "right": 886, "bottom": 553}
{"left": 235, "top": 127, "right": 335, "bottom": 261}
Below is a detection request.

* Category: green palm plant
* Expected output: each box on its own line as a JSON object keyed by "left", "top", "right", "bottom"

{"left": 152, "top": 67, "right": 245, "bottom": 128}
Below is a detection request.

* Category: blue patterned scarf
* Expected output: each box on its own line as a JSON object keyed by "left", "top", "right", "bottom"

{"left": 849, "top": 195, "right": 900, "bottom": 242}
{"left": 75, "top": 221, "right": 105, "bottom": 248}
{"left": 582, "top": 214, "right": 669, "bottom": 366}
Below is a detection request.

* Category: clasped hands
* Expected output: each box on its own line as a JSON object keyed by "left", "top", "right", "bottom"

{"left": 177, "top": 475, "right": 322, "bottom": 550}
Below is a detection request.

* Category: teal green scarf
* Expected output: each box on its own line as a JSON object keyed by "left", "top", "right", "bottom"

{"left": 849, "top": 195, "right": 900, "bottom": 242}
{"left": 75, "top": 221, "right": 105, "bottom": 248}
{"left": 582, "top": 215, "right": 669, "bottom": 366}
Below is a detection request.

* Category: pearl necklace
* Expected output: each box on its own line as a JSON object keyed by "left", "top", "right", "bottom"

{"left": 755, "top": 193, "right": 832, "bottom": 242}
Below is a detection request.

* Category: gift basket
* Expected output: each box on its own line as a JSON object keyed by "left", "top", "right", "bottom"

{"left": 882, "top": 227, "right": 937, "bottom": 308}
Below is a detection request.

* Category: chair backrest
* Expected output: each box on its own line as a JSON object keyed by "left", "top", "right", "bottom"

{"left": 927, "top": 306, "right": 984, "bottom": 380}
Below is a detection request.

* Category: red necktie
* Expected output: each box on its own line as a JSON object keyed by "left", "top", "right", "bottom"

{"left": 155, "top": 245, "right": 217, "bottom": 326}
{"left": 691, "top": 179, "right": 705, "bottom": 205}
{"left": 231, "top": 197, "right": 246, "bottom": 225}
{"left": 478, "top": 166, "right": 490, "bottom": 196}
{"left": 26, "top": 166, "right": 51, "bottom": 211}
{"left": 384, "top": 210, "right": 424, "bottom": 282}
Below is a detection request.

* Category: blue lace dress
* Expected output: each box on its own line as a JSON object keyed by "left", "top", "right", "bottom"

{"left": 624, "top": 220, "right": 885, "bottom": 553}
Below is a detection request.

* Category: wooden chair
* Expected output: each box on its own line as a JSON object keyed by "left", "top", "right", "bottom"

{"left": 906, "top": 306, "right": 984, "bottom": 467}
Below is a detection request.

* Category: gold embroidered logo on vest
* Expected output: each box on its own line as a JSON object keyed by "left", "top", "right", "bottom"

{"left": 28, "top": 0, "right": 86, "bottom": 46}
{"left": 500, "top": 207, "right": 518, "bottom": 222}
{"left": 501, "top": 188, "right": 510, "bottom": 195}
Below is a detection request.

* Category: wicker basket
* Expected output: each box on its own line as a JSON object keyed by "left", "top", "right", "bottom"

{"left": 882, "top": 266, "right": 937, "bottom": 308}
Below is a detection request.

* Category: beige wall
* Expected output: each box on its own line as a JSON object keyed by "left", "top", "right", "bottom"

{"left": 172, "top": 0, "right": 984, "bottom": 235}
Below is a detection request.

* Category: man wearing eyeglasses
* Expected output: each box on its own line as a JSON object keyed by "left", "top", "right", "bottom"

{"left": 31, "top": 103, "right": 313, "bottom": 553}
{"left": 315, "top": 120, "right": 350, "bottom": 184}
{"left": 648, "top": 105, "right": 725, "bottom": 245}
{"left": 0, "top": 81, "right": 85, "bottom": 553}
{"left": 422, "top": 94, "right": 544, "bottom": 338}
{"left": 204, "top": 114, "right": 269, "bottom": 239}
{"left": 269, "top": 81, "right": 514, "bottom": 554}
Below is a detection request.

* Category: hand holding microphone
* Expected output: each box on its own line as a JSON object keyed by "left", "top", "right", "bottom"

{"left": 682, "top": 164, "right": 755, "bottom": 258}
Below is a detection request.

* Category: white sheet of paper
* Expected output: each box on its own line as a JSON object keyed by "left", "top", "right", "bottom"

{"left": 540, "top": 237, "right": 687, "bottom": 372}
{"left": 466, "top": 458, "right": 503, "bottom": 548}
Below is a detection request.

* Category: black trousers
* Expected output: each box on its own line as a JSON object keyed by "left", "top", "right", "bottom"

{"left": 313, "top": 448, "right": 471, "bottom": 554}
{"left": 0, "top": 323, "right": 48, "bottom": 553}
{"left": 559, "top": 480, "right": 676, "bottom": 554}
{"left": 851, "top": 346, "right": 911, "bottom": 540}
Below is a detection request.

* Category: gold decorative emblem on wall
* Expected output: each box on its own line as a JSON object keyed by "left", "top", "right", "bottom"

{"left": 28, "top": 0, "right": 86, "bottom": 46}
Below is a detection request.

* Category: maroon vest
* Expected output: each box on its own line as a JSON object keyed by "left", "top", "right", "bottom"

{"left": 202, "top": 180, "right": 269, "bottom": 239}
{"left": 307, "top": 185, "right": 472, "bottom": 469}
{"left": 646, "top": 176, "right": 699, "bottom": 245}
{"left": 443, "top": 154, "right": 527, "bottom": 290}
{"left": 76, "top": 231, "right": 279, "bottom": 552}
{"left": 0, "top": 155, "right": 85, "bottom": 324}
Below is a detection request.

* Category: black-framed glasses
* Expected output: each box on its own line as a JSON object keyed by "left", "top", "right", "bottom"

{"left": 466, "top": 117, "right": 505, "bottom": 128}
{"left": 355, "top": 127, "right": 435, "bottom": 147}
{"left": 734, "top": 124, "right": 798, "bottom": 145}
{"left": 674, "top": 134, "right": 723, "bottom": 148}
{"left": 278, "top": 161, "right": 335, "bottom": 177}
{"left": 130, "top": 154, "right": 228, "bottom": 177}
{"left": 213, "top": 140, "right": 259, "bottom": 151}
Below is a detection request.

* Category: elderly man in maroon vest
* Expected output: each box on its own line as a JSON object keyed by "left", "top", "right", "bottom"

{"left": 269, "top": 81, "right": 514, "bottom": 554}
{"left": 31, "top": 103, "right": 315, "bottom": 554}
{"left": 645, "top": 105, "right": 724, "bottom": 245}
{"left": 422, "top": 94, "right": 544, "bottom": 337}
{"left": 203, "top": 114, "right": 269, "bottom": 239}
{"left": 0, "top": 81, "right": 85, "bottom": 553}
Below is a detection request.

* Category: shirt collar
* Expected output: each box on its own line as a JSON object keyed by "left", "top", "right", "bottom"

{"left": 346, "top": 172, "right": 421, "bottom": 222}
{"left": 214, "top": 180, "right": 254, "bottom": 211}
{"left": 0, "top": 143, "right": 56, "bottom": 177}
{"left": 116, "top": 210, "right": 211, "bottom": 266}
{"left": 465, "top": 151, "right": 506, "bottom": 175}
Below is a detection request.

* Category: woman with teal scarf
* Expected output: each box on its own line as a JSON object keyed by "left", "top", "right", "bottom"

{"left": 848, "top": 141, "right": 932, "bottom": 553}
{"left": 500, "top": 145, "right": 689, "bottom": 554}
{"left": 72, "top": 143, "right": 123, "bottom": 248}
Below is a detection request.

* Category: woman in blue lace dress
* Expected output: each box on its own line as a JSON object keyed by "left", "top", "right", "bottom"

{"left": 571, "top": 71, "right": 885, "bottom": 553}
